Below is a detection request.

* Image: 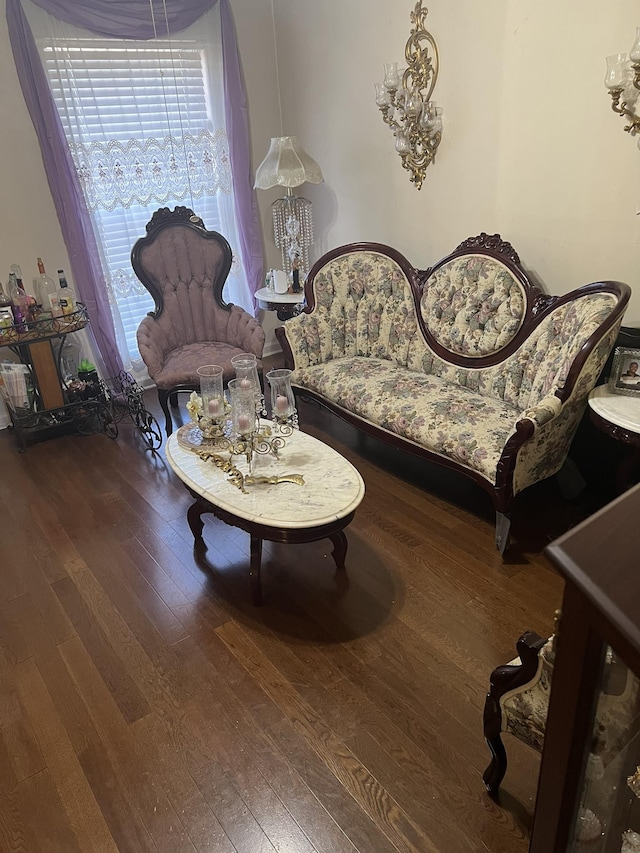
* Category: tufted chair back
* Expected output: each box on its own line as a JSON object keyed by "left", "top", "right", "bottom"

{"left": 132, "top": 206, "right": 265, "bottom": 436}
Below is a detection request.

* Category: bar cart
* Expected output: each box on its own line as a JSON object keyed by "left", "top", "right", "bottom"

{"left": 530, "top": 482, "right": 640, "bottom": 853}
{"left": 0, "top": 304, "right": 115, "bottom": 451}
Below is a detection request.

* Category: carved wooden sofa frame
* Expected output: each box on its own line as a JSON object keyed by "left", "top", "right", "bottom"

{"left": 276, "top": 234, "right": 630, "bottom": 552}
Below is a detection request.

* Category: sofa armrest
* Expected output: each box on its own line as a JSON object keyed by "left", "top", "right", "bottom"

{"left": 277, "top": 313, "right": 324, "bottom": 370}
{"left": 518, "top": 394, "right": 563, "bottom": 430}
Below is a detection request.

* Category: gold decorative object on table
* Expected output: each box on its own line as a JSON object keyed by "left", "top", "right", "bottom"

{"left": 244, "top": 474, "right": 305, "bottom": 487}
{"left": 193, "top": 447, "right": 247, "bottom": 492}
{"left": 374, "top": 1, "right": 443, "bottom": 189}
{"left": 604, "top": 29, "right": 640, "bottom": 144}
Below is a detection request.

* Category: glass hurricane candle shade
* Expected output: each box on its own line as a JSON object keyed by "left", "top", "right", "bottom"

{"left": 630, "top": 27, "right": 640, "bottom": 63}
{"left": 197, "top": 364, "right": 224, "bottom": 419}
{"left": 267, "top": 368, "right": 298, "bottom": 430}
{"left": 231, "top": 352, "right": 265, "bottom": 415}
{"left": 383, "top": 62, "right": 400, "bottom": 90}
{"left": 605, "top": 53, "right": 629, "bottom": 89}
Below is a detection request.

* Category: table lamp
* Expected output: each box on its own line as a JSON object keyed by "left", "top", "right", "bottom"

{"left": 254, "top": 136, "right": 323, "bottom": 289}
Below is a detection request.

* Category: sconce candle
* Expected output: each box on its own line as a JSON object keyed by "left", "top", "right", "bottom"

{"left": 275, "top": 394, "right": 289, "bottom": 415}
{"left": 208, "top": 398, "right": 221, "bottom": 416}
{"left": 375, "top": 1, "right": 443, "bottom": 189}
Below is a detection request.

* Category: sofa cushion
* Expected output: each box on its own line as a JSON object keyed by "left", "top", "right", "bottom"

{"left": 151, "top": 342, "right": 258, "bottom": 389}
{"left": 293, "top": 357, "right": 521, "bottom": 484}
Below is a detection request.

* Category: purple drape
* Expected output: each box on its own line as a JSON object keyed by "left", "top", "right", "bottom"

{"left": 6, "top": 0, "right": 263, "bottom": 380}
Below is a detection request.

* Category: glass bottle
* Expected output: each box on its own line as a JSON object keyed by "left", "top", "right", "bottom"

{"left": 0, "top": 282, "right": 13, "bottom": 337}
{"left": 0, "top": 280, "right": 11, "bottom": 311}
{"left": 36, "top": 257, "right": 57, "bottom": 315}
{"left": 8, "top": 272, "right": 29, "bottom": 331}
{"left": 56, "top": 269, "right": 76, "bottom": 315}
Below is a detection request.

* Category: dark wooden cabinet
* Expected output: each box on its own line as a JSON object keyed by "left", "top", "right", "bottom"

{"left": 530, "top": 483, "right": 640, "bottom": 852}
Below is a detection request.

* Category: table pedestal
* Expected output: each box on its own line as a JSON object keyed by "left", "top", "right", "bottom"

{"left": 588, "top": 385, "right": 640, "bottom": 493}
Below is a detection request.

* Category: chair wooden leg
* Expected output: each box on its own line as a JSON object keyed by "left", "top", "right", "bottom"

{"left": 158, "top": 389, "right": 173, "bottom": 436}
{"left": 482, "top": 631, "right": 547, "bottom": 796}
{"left": 483, "top": 734, "right": 508, "bottom": 796}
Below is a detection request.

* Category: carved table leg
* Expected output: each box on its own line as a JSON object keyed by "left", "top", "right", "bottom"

{"left": 329, "top": 530, "right": 348, "bottom": 570}
{"left": 187, "top": 497, "right": 206, "bottom": 541}
{"left": 249, "top": 535, "right": 263, "bottom": 606}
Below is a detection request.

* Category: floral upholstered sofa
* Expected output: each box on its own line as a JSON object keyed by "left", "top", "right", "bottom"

{"left": 275, "top": 234, "right": 630, "bottom": 552}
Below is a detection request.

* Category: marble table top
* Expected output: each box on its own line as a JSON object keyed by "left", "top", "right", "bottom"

{"left": 589, "top": 385, "right": 640, "bottom": 434}
{"left": 255, "top": 286, "right": 305, "bottom": 305}
{"left": 166, "top": 422, "right": 365, "bottom": 530}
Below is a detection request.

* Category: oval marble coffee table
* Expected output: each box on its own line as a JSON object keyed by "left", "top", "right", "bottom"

{"left": 166, "top": 424, "right": 365, "bottom": 605}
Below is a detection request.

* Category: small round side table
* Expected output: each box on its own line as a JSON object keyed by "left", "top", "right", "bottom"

{"left": 588, "top": 384, "right": 640, "bottom": 492}
{"left": 255, "top": 287, "right": 305, "bottom": 321}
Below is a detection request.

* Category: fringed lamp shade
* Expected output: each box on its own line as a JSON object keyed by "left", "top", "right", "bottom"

{"left": 254, "top": 137, "right": 323, "bottom": 277}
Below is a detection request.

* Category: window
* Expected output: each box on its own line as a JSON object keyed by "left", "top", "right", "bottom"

{"left": 32, "top": 9, "right": 252, "bottom": 377}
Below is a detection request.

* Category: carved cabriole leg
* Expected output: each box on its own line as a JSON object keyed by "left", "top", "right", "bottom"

{"left": 329, "top": 531, "right": 348, "bottom": 571}
{"left": 249, "top": 535, "right": 263, "bottom": 606}
{"left": 495, "top": 511, "right": 511, "bottom": 555}
{"left": 483, "top": 631, "right": 547, "bottom": 797}
{"left": 158, "top": 388, "right": 173, "bottom": 436}
{"left": 187, "top": 497, "right": 207, "bottom": 541}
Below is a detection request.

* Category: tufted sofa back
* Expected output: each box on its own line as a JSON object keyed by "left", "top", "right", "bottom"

{"left": 284, "top": 242, "right": 625, "bottom": 416}
{"left": 421, "top": 255, "right": 526, "bottom": 357}
{"left": 301, "top": 249, "right": 428, "bottom": 367}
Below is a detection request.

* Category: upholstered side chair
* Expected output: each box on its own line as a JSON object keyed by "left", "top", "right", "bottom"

{"left": 483, "top": 627, "right": 636, "bottom": 797}
{"left": 132, "top": 206, "right": 265, "bottom": 436}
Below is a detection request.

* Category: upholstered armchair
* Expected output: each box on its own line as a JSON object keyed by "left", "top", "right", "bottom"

{"left": 132, "top": 207, "right": 265, "bottom": 436}
{"left": 483, "top": 628, "right": 636, "bottom": 797}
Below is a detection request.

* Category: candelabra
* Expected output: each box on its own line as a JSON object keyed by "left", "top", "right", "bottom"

{"left": 604, "top": 28, "right": 640, "bottom": 143}
{"left": 184, "top": 367, "right": 300, "bottom": 491}
{"left": 375, "top": 1, "right": 443, "bottom": 190}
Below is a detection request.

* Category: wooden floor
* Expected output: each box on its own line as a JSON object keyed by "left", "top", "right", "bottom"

{"left": 0, "top": 370, "right": 605, "bottom": 852}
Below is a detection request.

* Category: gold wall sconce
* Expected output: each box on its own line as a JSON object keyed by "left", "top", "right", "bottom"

{"left": 375, "top": 1, "right": 443, "bottom": 190}
{"left": 604, "top": 28, "right": 640, "bottom": 144}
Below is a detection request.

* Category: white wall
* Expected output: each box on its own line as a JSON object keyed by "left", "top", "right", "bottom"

{"left": 1, "top": 0, "right": 637, "bottom": 370}
{"left": 272, "top": 0, "right": 640, "bottom": 321}
{"left": 0, "top": 2, "right": 70, "bottom": 295}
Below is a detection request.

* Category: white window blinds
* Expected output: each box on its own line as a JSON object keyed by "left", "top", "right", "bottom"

{"left": 30, "top": 5, "right": 251, "bottom": 375}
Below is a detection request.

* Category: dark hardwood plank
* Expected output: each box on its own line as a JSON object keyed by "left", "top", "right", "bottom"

{"left": 13, "top": 657, "right": 118, "bottom": 851}
{"left": 0, "top": 376, "right": 603, "bottom": 853}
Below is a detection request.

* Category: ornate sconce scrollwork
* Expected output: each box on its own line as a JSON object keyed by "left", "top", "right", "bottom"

{"left": 604, "top": 29, "right": 640, "bottom": 144}
{"left": 375, "top": 2, "right": 443, "bottom": 189}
